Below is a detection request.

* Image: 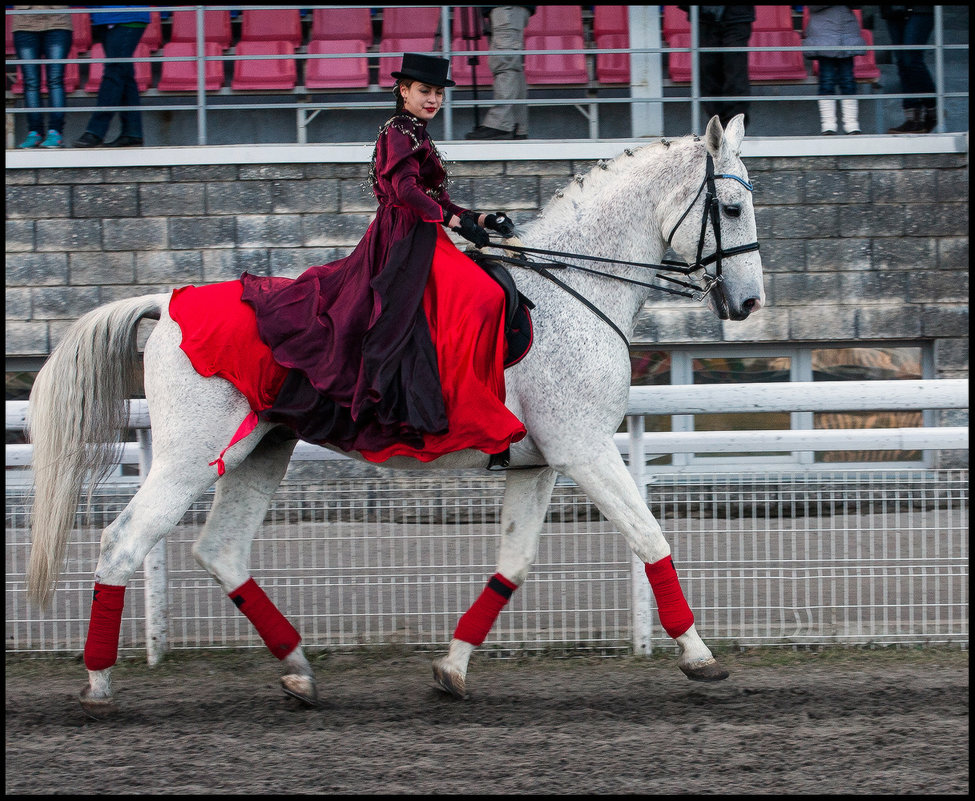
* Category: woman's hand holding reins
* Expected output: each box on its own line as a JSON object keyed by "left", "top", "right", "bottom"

{"left": 454, "top": 210, "right": 490, "bottom": 248}
{"left": 484, "top": 212, "right": 516, "bottom": 238}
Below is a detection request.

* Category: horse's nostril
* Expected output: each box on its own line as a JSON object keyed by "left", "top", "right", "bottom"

{"left": 742, "top": 297, "right": 762, "bottom": 314}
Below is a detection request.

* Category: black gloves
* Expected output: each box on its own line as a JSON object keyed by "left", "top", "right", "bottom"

{"left": 456, "top": 210, "right": 490, "bottom": 248}
{"left": 484, "top": 211, "right": 516, "bottom": 238}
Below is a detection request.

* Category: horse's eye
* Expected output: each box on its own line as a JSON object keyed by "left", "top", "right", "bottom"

{"left": 723, "top": 204, "right": 742, "bottom": 218}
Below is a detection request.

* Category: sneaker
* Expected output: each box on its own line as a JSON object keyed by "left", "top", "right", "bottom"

{"left": 73, "top": 132, "right": 104, "bottom": 148}
{"left": 465, "top": 125, "right": 515, "bottom": 140}
{"left": 18, "top": 131, "right": 43, "bottom": 149}
{"left": 40, "top": 130, "right": 64, "bottom": 148}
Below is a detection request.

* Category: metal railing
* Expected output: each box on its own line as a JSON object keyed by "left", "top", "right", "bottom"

{"left": 5, "top": 380, "right": 968, "bottom": 659}
{"left": 5, "top": 5, "right": 969, "bottom": 144}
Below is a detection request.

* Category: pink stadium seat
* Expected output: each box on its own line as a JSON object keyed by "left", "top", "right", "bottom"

{"left": 593, "top": 5, "right": 628, "bottom": 38}
{"left": 524, "top": 5, "right": 583, "bottom": 37}
{"left": 851, "top": 28, "right": 881, "bottom": 82}
{"left": 10, "top": 47, "right": 81, "bottom": 94}
{"left": 169, "top": 9, "right": 232, "bottom": 50}
{"left": 661, "top": 5, "right": 690, "bottom": 38}
{"left": 231, "top": 40, "right": 297, "bottom": 91}
{"left": 84, "top": 42, "right": 153, "bottom": 93}
{"left": 451, "top": 37, "right": 493, "bottom": 87}
{"left": 239, "top": 9, "right": 303, "bottom": 47}
{"left": 593, "top": 6, "right": 629, "bottom": 84}
{"left": 156, "top": 41, "right": 224, "bottom": 91}
{"left": 309, "top": 8, "right": 373, "bottom": 45}
{"left": 594, "top": 32, "right": 630, "bottom": 84}
{"left": 748, "top": 28, "right": 808, "bottom": 82}
{"left": 377, "top": 7, "right": 440, "bottom": 87}
{"left": 666, "top": 32, "right": 691, "bottom": 83}
{"left": 5, "top": 11, "right": 15, "bottom": 56}
{"left": 450, "top": 7, "right": 492, "bottom": 87}
{"left": 140, "top": 12, "right": 164, "bottom": 52}
{"left": 523, "top": 6, "right": 586, "bottom": 85}
{"left": 524, "top": 34, "right": 588, "bottom": 84}
{"left": 378, "top": 38, "right": 436, "bottom": 87}
{"left": 751, "top": 5, "right": 795, "bottom": 32}
{"left": 304, "top": 39, "right": 369, "bottom": 89}
{"left": 71, "top": 12, "right": 92, "bottom": 54}
{"left": 380, "top": 6, "right": 440, "bottom": 40}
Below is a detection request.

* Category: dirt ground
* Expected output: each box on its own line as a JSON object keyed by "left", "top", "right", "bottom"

{"left": 5, "top": 647, "right": 968, "bottom": 795}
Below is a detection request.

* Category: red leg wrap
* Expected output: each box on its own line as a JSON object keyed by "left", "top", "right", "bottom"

{"left": 84, "top": 583, "right": 126, "bottom": 671}
{"left": 229, "top": 577, "right": 301, "bottom": 659}
{"left": 645, "top": 556, "right": 695, "bottom": 639}
{"left": 453, "top": 573, "right": 518, "bottom": 646}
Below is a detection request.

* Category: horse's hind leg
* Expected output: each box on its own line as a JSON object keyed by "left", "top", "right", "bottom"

{"left": 433, "top": 466, "right": 558, "bottom": 699}
{"left": 81, "top": 456, "right": 219, "bottom": 716}
{"left": 189, "top": 428, "right": 318, "bottom": 706}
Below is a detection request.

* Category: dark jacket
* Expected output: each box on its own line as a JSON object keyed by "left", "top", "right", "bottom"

{"left": 679, "top": 6, "right": 756, "bottom": 25}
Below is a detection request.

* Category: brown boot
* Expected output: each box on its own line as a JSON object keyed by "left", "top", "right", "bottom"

{"left": 888, "top": 108, "right": 926, "bottom": 134}
{"left": 922, "top": 108, "right": 937, "bottom": 132}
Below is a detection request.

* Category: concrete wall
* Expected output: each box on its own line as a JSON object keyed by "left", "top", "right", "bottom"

{"left": 5, "top": 151, "right": 968, "bottom": 381}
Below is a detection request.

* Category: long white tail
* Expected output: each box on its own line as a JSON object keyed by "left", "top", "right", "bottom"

{"left": 25, "top": 295, "right": 164, "bottom": 607}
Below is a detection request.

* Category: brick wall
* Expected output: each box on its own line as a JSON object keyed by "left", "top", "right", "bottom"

{"left": 5, "top": 153, "right": 969, "bottom": 383}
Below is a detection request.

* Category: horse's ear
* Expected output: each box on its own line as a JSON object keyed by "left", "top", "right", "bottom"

{"left": 723, "top": 114, "right": 746, "bottom": 155}
{"left": 704, "top": 115, "right": 724, "bottom": 158}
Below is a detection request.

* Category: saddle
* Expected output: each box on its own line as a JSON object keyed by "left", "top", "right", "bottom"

{"left": 467, "top": 250, "right": 534, "bottom": 368}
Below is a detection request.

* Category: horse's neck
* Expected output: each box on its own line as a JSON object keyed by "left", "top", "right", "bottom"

{"left": 520, "top": 143, "right": 692, "bottom": 330}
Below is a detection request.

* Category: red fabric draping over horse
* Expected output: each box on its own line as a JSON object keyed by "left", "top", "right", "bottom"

{"left": 168, "top": 228, "right": 526, "bottom": 464}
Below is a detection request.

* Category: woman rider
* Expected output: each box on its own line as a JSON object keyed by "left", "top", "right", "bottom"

{"left": 237, "top": 53, "right": 526, "bottom": 463}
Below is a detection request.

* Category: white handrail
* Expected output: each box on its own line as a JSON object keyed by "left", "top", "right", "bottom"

{"left": 5, "top": 379, "right": 968, "bottom": 430}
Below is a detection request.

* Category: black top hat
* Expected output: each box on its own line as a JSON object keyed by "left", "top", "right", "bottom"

{"left": 391, "top": 52, "right": 455, "bottom": 87}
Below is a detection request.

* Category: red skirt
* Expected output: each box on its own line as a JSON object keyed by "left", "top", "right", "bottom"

{"left": 169, "top": 226, "right": 525, "bottom": 464}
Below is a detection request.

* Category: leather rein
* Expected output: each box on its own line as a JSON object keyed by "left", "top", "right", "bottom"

{"left": 482, "top": 153, "right": 760, "bottom": 346}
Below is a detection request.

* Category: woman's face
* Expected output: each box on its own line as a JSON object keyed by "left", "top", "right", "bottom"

{"left": 400, "top": 81, "right": 445, "bottom": 121}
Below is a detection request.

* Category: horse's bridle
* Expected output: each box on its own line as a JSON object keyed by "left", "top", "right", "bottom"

{"left": 483, "top": 152, "right": 761, "bottom": 345}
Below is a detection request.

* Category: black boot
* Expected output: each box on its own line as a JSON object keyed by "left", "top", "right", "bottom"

{"left": 887, "top": 108, "right": 926, "bottom": 134}
{"left": 922, "top": 108, "right": 937, "bottom": 133}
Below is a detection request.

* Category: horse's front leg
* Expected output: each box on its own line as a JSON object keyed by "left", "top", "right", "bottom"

{"left": 432, "top": 466, "right": 558, "bottom": 699}
{"left": 558, "top": 442, "right": 729, "bottom": 682}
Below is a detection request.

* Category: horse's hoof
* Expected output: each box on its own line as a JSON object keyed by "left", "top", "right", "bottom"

{"left": 431, "top": 658, "right": 469, "bottom": 700}
{"left": 280, "top": 673, "right": 319, "bottom": 707}
{"left": 679, "top": 657, "right": 730, "bottom": 682}
{"left": 79, "top": 686, "right": 118, "bottom": 720}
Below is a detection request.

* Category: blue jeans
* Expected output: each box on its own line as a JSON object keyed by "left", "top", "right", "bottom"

{"left": 85, "top": 24, "right": 145, "bottom": 139}
{"left": 13, "top": 28, "right": 73, "bottom": 134}
{"left": 885, "top": 11, "right": 936, "bottom": 111}
{"left": 818, "top": 57, "right": 856, "bottom": 97}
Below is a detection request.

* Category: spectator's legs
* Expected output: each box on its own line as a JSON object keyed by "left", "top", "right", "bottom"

{"left": 888, "top": 13, "right": 935, "bottom": 113}
{"left": 699, "top": 20, "right": 751, "bottom": 128}
{"left": 816, "top": 58, "right": 838, "bottom": 134}
{"left": 698, "top": 20, "right": 723, "bottom": 123}
{"left": 837, "top": 58, "right": 860, "bottom": 134}
{"left": 480, "top": 6, "right": 530, "bottom": 135}
{"left": 717, "top": 21, "right": 751, "bottom": 128}
{"left": 42, "top": 28, "right": 73, "bottom": 135}
{"left": 85, "top": 24, "right": 145, "bottom": 140}
{"left": 13, "top": 31, "right": 45, "bottom": 136}
{"left": 886, "top": 13, "right": 935, "bottom": 132}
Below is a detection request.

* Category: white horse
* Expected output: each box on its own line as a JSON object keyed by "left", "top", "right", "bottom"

{"left": 26, "top": 115, "right": 764, "bottom": 715}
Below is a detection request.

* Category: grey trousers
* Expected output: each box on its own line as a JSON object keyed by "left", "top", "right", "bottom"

{"left": 480, "top": 6, "right": 531, "bottom": 134}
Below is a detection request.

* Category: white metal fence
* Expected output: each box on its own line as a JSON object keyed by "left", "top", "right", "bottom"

{"left": 5, "top": 381, "right": 969, "bottom": 658}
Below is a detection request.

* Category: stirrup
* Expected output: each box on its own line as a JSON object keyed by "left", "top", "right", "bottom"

{"left": 487, "top": 448, "right": 510, "bottom": 471}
